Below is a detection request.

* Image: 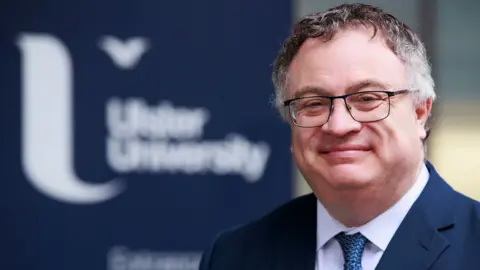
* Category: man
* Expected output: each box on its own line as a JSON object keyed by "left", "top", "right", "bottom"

{"left": 199, "top": 3, "right": 480, "bottom": 270}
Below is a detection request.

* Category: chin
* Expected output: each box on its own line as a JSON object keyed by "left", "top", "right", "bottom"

{"left": 328, "top": 168, "right": 373, "bottom": 189}
{"left": 322, "top": 160, "right": 376, "bottom": 190}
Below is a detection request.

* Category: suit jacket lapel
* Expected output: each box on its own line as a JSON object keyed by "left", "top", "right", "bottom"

{"left": 273, "top": 193, "right": 317, "bottom": 270}
{"left": 375, "top": 162, "right": 456, "bottom": 270}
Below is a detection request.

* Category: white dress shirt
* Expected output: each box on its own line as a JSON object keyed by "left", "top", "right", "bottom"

{"left": 315, "top": 164, "right": 430, "bottom": 270}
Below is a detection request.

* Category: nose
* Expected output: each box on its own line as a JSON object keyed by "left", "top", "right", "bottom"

{"left": 321, "top": 99, "right": 362, "bottom": 136}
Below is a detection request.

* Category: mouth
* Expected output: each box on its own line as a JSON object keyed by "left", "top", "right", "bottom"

{"left": 319, "top": 145, "right": 371, "bottom": 159}
{"left": 320, "top": 145, "right": 370, "bottom": 154}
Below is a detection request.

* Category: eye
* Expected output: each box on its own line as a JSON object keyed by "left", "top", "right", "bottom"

{"left": 352, "top": 93, "right": 383, "bottom": 103}
{"left": 304, "top": 99, "right": 328, "bottom": 107}
{"left": 296, "top": 98, "right": 330, "bottom": 110}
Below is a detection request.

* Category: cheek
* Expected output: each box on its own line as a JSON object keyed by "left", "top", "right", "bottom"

{"left": 292, "top": 129, "right": 319, "bottom": 160}
{"left": 368, "top": 117, "right": 418, "bottom": 154}
{"left": 374, "top": 122, "right": 396, "bottom": 142}
{"left": 293, "top": 128, "right": 314, "bottom": 147}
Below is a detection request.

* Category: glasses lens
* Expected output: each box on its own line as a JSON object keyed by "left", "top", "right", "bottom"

{"left": 347, "top": 92, "right": 390, "bottom": 122}
{"left": 290, "top": 97, "right": 331, "bottom": 127}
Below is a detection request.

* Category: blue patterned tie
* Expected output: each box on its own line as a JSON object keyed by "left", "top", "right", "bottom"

{"left": 335, "top": 232, "right": 367, "bottom": 270}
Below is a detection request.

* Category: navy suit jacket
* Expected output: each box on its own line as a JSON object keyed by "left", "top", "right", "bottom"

{"left": 199, "top": 162, "right": 480, "bottom": 270}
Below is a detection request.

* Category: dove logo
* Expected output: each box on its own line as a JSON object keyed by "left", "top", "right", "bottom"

{"left": 99, "top": 36, "right": 150, "bottom": 69}
{"left": 17, "top": 33, "right": 125, "bottom": 204}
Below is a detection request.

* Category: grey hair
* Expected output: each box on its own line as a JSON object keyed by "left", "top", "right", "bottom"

{"left": 271, "top": 3, "right": 436, "bottom": 122}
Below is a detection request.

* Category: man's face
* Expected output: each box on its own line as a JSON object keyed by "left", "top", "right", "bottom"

{"left": 286, "top": 28, "right": 431, "bottom": 193}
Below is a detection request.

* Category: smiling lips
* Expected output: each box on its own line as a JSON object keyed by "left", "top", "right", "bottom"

{"left": 320, "top": 144, "right": 370, "bottom": 159}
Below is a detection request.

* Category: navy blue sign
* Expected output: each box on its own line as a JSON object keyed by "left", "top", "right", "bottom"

{"left": 1, "top": 1, "right": 292, "bottom": 270}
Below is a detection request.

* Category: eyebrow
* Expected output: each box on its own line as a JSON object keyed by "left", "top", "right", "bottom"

{"left": 293, "top": 79, "right": 393, "bottom": 98}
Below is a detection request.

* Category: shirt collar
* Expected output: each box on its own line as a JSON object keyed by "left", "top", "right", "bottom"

{"left": 316, "top": 163, "right": 430, "bottom": 251}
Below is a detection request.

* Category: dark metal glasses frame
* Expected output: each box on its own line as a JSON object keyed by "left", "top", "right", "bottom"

{"left": 283, "top": 90, "right": 411, "bottom": 128}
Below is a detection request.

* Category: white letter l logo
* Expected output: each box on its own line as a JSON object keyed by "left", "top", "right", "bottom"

{"left": 17, "top": 33, "right": 124, "bottom": 204}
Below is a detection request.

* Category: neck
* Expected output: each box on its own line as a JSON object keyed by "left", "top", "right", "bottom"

{"left": 316, "top": 161, "right": 424, "bottom": 228}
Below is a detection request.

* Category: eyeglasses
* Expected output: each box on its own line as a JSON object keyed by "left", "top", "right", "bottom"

{"left": 283, "top": 90, "right": 411, "bottom": 128}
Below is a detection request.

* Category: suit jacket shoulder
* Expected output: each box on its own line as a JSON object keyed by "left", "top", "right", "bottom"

{"left": 373, "top": 162, "right": 480, "bottom": 270}
{"left": 445, "top": 189, "right": 480, "bottom": 245}
{"left": 199, "top": 193, "right": 317, "bottom": 270}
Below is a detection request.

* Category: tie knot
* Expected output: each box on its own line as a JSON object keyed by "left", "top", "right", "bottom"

{"left": 335, "top": 232, "right": 367, "bottom": 269}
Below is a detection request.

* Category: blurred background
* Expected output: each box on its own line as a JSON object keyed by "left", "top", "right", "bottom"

{"left": 1, "top": 0, "right": 478, "bottom": 270}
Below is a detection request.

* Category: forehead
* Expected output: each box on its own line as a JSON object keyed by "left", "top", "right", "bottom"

{"left": 286, "top": 27, "right": 407, "bottom": 97}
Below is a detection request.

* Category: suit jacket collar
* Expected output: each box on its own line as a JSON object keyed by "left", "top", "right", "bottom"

{"left": 375, "top": 161, "right": 456, "bottom": 270}
{"left": 273, "top": 161, "right": 456, "bottom": 270}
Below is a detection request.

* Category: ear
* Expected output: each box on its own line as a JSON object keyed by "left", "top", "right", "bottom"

{"left": 415, "top": 98, "right": 433, "bottom": 140}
